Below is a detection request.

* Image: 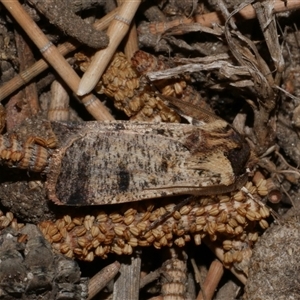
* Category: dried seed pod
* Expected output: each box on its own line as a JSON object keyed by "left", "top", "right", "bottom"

{"left": 132, "top": 50, "right": 211, "bottom": 109}
{"left": 161, "top": 254, "right": 188, "bottom": 300}
{"left": 0, "top": 134, "right": 50, "bottom": 172}
{"left": 259, "top": 219, "right": 269, "bottom": 229}
{"left": 76, "top": 50, "right": 211, "bottom": 122}
{"left": 38, "top": 176, "right": 271, "bottom": 263}
{"left": 209, "top": 206, "right": 220, "bottom": 216}
{"left": 75, "top": 51, "right": 180, "bottom": 122}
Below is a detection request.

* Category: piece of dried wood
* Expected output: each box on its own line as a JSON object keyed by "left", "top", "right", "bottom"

{"left": 112, "top": 255, "right": 141, "bottom": 300}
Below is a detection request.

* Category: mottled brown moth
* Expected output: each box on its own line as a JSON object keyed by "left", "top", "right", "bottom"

{"left": 0, "top": 102, "right": 250, "bottom": 206}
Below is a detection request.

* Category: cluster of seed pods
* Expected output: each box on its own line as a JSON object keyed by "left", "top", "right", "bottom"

{"left": 38, "top": 175, "right": 270, "bottom": 263}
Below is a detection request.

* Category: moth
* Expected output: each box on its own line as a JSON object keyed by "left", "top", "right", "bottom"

{"left": 0, "top": 98, "right": 250, "bottom": 206}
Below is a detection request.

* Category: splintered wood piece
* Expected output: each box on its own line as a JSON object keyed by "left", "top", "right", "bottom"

{"left": 112, "top": 256, "right": 141, "bottom": 300}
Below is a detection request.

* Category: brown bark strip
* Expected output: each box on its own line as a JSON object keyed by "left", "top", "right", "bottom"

{"left": 27, "top": 0, "right": 109, "bottom": 49}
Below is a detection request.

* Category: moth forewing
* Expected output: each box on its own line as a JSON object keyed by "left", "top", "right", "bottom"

{"left": 46, "top": 121, "right": 250, "bottom": 206}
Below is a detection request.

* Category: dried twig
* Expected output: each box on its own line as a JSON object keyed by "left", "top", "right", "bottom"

{"left": 87, "top": 261, "right": 121, "bottom": 300}
{"left": 0, "top": 0, "right": 114, "bottom": 121}
{"left": 147, "top": 60, "right": 251, "bottom": 81}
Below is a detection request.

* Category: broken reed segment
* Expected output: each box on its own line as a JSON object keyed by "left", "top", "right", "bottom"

{"left": 48, "top": 81, "right": 70, "bottom": 121}
{"left": 265, "top": 178, "right": 282, "bottom": 203}
{"left": 0, "top": 0, "right": 114, "bottom": 121}
{"left": 0, "top": 7, "right": 119, "bottom": 102}
{"left": 87, "top": 261, "right": 121, "bottom": 300}
{"left": 117, "top": 0, "right": 139, "bottom": 60}
{"left": 38, "top": 177, "right": 270, "bottom": 263}
{"left": 197, "top": 260, "right": 224, "bottom": 300}
{"left": 123, "top": 21, "right": 139, "bottom": 60}
{"left": 77, "top": 0, "right": 141, "bottom": 96}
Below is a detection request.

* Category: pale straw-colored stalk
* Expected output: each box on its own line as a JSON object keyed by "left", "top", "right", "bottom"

{"left": 124, "top": 22, "right": 139, "bottom": 61}
{"left": 197, "top": 260, "right": 224, "bottom": 300}
{"left": 117, "top": 0, "right": 139, "bottom": 60}
{"left": 77, "top": 0, "right": 141, "bottom": 96}
{"left": 48, "top": 80, "right": 70, "bottom": 121}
